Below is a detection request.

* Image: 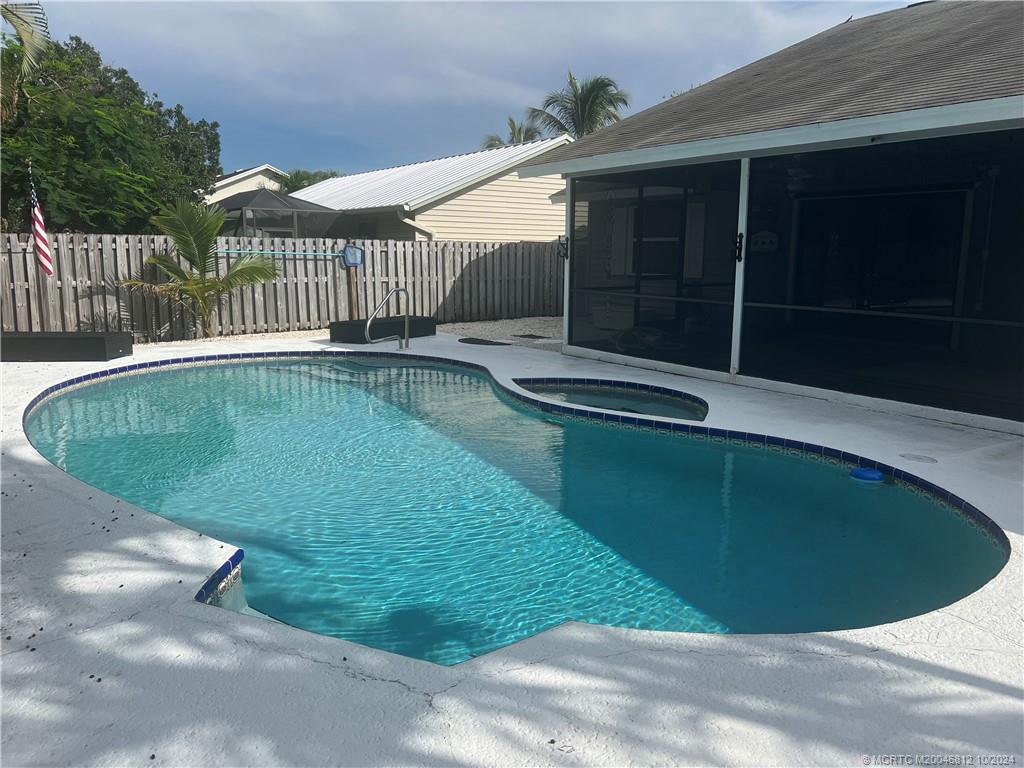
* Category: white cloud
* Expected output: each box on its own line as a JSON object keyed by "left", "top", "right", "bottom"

{"left": 44, "top": 1, "right": 904, "bottom": 170}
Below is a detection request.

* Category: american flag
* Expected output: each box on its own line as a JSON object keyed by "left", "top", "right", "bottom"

{"left": 28, "top": 165, "right": 53, "bottom": 277}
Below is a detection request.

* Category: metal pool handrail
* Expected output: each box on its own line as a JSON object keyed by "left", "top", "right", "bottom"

{"left": 365, "top": 287, "right": 411, "bottom": 350}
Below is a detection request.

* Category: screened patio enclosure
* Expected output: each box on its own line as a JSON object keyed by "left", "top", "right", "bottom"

{"left": 570, "top": 161, "right": 741, "bottom": 372}
{"left": 567, "top": 129, "right": 1024, "bottom": 421}
{"left": 215, "top": 189, "right": 357, "bottom": 239}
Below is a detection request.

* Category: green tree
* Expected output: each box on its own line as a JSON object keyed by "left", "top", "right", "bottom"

{"left": 1, "top": 81, "right": 162, "bottom": 232}
{"left": 0, "top": 34, "right": 221, "bottom": 232}
{"left": 30, "top": 36, "right": 222, "bottom": 201}
{"left": 280, "top": 168, "right": 342, "bottom": 194}
{"left": 31, "top": 34, "right": 147, "bottom": 104}
{"left": 121, "top": 199, "right": 278, "bottom": 338}
{"left": 152, "top": 101, "right": 221, "bottom": 202}
{"left": 482, "top": 114, "right": 543, "bottom": 149}
{"left": 529, "top": 71, "right": 630, "bottom": 139}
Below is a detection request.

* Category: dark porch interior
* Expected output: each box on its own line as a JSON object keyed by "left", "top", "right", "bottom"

{"left": 743, "top": 130, "right": 1023, "bottom": 420}
{"left": 567, "top": 130, "right": 1023, "bottom": 420}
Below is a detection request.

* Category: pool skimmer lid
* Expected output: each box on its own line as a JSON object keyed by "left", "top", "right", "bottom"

{"left": 850, "top": 467, "right": 885, "bottom": 482}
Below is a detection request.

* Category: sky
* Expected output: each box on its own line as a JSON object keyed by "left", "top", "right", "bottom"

{"left": 45, "top": 1, "right": 905, "bottom": 175}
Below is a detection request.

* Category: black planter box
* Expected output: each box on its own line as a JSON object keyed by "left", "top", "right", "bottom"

{"left": 1, "top": 332, "right": 133, "bottom": 362}
{"left": 330, "top": 316, "right": 436, "bottom": 344}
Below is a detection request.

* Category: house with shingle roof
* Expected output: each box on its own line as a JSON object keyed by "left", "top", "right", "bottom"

{"left": 521, "top": 0, "right": 1023, "bottom": 424}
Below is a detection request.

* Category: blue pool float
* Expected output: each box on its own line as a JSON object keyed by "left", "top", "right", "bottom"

{"left": 850, "top": 467, "right": 885, "bottom": 482}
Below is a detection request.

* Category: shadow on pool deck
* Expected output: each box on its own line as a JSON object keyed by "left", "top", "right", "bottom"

{"left": 2, "top": 446, "right": 1022, "bottom": 766}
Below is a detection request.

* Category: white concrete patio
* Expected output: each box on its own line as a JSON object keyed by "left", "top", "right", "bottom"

{"left": 2, "top": 330, "right": 1021, "bottom": 767}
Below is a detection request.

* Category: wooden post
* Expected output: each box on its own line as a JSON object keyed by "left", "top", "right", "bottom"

{"left": 347, "top": 264, "right": 360, "bottom": 321}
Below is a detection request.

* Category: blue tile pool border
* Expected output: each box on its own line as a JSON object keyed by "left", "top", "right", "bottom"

{"left": 22, "top": 350, "right": 1011, "bottom": 554}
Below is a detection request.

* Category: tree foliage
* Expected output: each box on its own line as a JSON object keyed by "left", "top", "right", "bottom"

{"left": 279, "top": 168, "right": 343, "bottom": 194}
{"left": 2, "top": 80, "right": 162, "bottom": 232}
{"left": 121, "top": 199, "right": 278, "bottom": 338}
{"left": 529, "top": 71, "right": 629, "bottom": 139}
{"left": 0, "top": 35, "right": 221, "bottom": 233}
{"left": 482, "top": 114, "right": 543, "bottom": 149}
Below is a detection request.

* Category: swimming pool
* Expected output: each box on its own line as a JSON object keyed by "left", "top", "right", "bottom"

{"left": 25, "top": 356, "right": 1008, "bottom": 665}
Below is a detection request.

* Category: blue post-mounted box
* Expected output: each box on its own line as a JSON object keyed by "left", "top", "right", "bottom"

{"left": 341, "top": 244, "right": 364, "bottom": 268}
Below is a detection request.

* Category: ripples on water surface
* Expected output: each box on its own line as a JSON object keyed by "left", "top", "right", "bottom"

{"left": 25, "top": 359, "right": 1007, "bottom": 664}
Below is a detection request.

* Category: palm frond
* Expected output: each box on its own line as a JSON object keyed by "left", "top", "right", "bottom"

{"left": 145, "top": 250, "right": 192, "bottom": 282}
{"left": 530, "top": 70, "right": 630, "bottom": 138}
{"left": 150, "top": 198, "right": 224, "bottom": 275}
{"left": 1, "top": 2, "right": 51, "bottom": 76}
{"left": 483, "top": 112, "right": 545, "bottom": 149}
{"left": 218, "top": 256, "right": 278, "bottom": 292}
{"left": 482, "top": 133, "right": 506, "bottom": 149}
{"left": 509, "top": 114, "right": 543, "bottom": 144}
{"left": 505, "top": 115, "right": 521, "bottom": 142}
{"left": 527, "top": 106, "right": 569, "bottom": 137}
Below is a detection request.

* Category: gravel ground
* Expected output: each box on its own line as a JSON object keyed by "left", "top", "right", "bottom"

{"left": 436, "top": 316, "right": 562, "bottom": 349}
{"left": 136, "top": 316, "right": 563, "bottom": 351}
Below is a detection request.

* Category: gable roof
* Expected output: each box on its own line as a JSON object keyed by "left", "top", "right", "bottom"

{"left": 290, "top": 136, "right": 571, "bottom": 212}
{"left": 214, "top": 164, "right": 289, "bottom": 186}
{"left": 523, "top": 1, "right": 1023, "bottom": 174}
{"left": 213, "top": 188, "right": 334, "bottom": 213}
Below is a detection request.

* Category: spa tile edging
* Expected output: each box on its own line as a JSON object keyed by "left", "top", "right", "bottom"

{"left": 22, "top": 349, "right": 1010, "bottom": 554}
{"left": 513, "top": 376, "right": 709, "bottom": 415}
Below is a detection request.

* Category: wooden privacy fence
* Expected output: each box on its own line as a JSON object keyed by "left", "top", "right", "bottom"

{"left": 1, "top": 234, "right": 564, "bottom": 341}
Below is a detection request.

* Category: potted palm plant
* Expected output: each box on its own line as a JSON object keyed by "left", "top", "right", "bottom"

{"left": 123, "top": 199, "right": 278, "bottom": 338}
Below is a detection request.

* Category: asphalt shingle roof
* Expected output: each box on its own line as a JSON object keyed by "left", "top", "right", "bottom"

{"left": 523, "top": 1, "right": 1024, "bottom": 169}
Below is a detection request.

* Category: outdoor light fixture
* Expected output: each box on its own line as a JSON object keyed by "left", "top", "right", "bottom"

{"left": 341, "top": 244, "right": 365, "bottom": 268}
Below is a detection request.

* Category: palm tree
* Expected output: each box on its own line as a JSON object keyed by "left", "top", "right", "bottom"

{"left": 529, "top": 71, "right": 630, "bottom": 139}
{"left": 482, "top": 114, "right": 543, "bottom": 149}
{"left": 281, "top": 168, "right": 342, "bottom": 194}
{"left": 1, "top": 1, "right": 51, "bottom": 124}
{"left": 121, "top": 199, "right": 278, "bottom": 338}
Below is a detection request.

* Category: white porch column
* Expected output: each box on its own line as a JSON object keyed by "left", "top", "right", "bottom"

{"left": 729, "top": 157, "right": 751, "bottom": 375}
{"left": 562, "top": 177, "right": 572, "bottom": 345}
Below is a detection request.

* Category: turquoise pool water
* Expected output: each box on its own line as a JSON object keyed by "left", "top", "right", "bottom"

{"left": 25, "top": 359, "right": 1007, "bottom": 665}
{"left": 520, "top": 381, "right": 708, "bottom": 421}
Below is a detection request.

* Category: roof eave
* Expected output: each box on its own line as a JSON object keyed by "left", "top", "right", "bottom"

{"left": 325, "top": 204, "right": 410, "bottom": 215}
{"left": 519, "top": 97, "right": 1024, "bottom": 178}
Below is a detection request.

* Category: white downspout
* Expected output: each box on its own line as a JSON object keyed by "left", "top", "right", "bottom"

{"left": 729, "top": 157, "right": 751, "bottom": 376}
{"left": 563, "top": 177, "right": 572, "bottom": 349}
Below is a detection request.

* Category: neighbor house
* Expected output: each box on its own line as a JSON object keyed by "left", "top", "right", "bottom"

{"left": 291, "top": 137, "right": 572, "bottom": 242}
{"left": 206, "top": 164, "right": 289, "bottom": 205}
{"left": 521, "top": 0, "right": 1023, "bottom": 424}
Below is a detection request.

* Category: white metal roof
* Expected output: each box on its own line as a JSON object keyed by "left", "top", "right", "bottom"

{"left": 290, "top": 136, "right": 571, "bottom": 212}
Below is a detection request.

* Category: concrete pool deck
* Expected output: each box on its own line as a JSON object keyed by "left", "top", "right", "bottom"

{"left": 2, "top": 331, "right": 1022, "bottom": 767}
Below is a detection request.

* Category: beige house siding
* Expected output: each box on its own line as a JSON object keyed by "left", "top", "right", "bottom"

{"left": 206, "top": 172, "right": 283, "bottom": 204}
{"left": 413, "top": 171, "right": 566, "bottom": 241}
